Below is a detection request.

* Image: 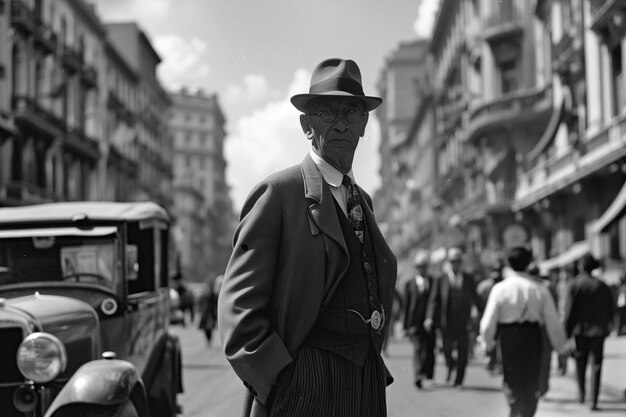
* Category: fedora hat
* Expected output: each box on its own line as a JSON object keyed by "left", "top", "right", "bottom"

{"left": 291, "top": 58, "right": 382, "bottom": 112}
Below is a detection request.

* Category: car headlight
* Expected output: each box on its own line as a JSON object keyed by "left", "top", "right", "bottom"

{"left": 17, "top": 332, "right": 68, "bottom": 383}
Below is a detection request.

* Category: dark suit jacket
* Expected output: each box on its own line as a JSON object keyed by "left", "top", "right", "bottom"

{"left": 403, "top": 274, "right": 433, "bottom": 336}
{"left": 425, "top": 270, "right": 479, "bottom": 331}
{"left": 563, "top": 272, "right": 615, "bottom": 338}
{"left": 218, "top": 154, "right": 397, "bottom": 417}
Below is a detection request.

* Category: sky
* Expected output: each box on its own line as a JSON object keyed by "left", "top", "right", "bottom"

{"left": 90, "top": 0, "right": 441, "bottom": 211}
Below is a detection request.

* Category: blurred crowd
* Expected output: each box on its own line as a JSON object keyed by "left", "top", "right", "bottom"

{"left": 393, "top": 245, "right": 625, "bottom": 414}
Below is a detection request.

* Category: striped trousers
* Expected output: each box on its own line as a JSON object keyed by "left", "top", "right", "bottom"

{"left": 270, "top": 344, "right": 387, "bottom": 417}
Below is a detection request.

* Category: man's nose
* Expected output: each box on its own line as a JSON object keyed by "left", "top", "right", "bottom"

{"left": 333, "top": 115, "right": 349, "bottom": 130}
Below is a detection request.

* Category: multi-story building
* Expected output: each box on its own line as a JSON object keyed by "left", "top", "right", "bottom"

{"left": 512, "top": 0, "right": 626, "bottom": 279}
{"left": 104, "top": 22, "right": 173, "bottom": 210}
{"left": 419, "top": 0, "right": 552, "bottom": 269}
{"left": 2, "top": 0, "right": 105, "bottom": 205}
{"left": 0, "top": 0, "right": 17, "bottom": 188}
{"left": 0, "top": 0, "right": 176, "bottom": 212}
{"left": 465, "top": 0, "right": 553, "bottom": 256}
{"left": 169, "top": 88, "right": 234, "bottom": 282}
{"left": 101, "top": 39, "right": 139, "bottom": 201}
{"left": 428, "top": 0, "right": 483, "bottom": 259}
{"left": 378, "top": 0, "right": 626, "bottom": 281}
{"left": 376, "top": 39, "right": 433, "bottom": 274}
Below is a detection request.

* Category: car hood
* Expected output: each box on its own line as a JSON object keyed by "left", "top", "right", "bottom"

{"left": 1, "top": 293, "right": 98, "bottom": 333}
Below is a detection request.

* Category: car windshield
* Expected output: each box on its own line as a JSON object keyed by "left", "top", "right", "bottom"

{"left": 0, "top": 226, "right": 120, "bottom": 291}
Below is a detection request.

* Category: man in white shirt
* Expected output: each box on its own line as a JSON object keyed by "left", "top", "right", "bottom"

{"left": 480, "top": 246, "right": 570, "bottom": 417}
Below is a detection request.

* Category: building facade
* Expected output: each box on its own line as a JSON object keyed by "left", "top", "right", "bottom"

{"left": 0, "top": 0, "right": 174, "bottom": 210}
{"left": 377, "top": 0, "right": 626, "bottom": 282}
{"left": 169, "top": 89, "right": 234, "bottom": 282}
{"left": 376, "top": 39, "right": 434, "bottom": 275}
{"left": 104, "top": 22, "right": 173, "bottom": 210}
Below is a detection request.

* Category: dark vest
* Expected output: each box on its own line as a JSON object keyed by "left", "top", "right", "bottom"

{"left": 305, "top": 201, "right": 386, "bottom": 366}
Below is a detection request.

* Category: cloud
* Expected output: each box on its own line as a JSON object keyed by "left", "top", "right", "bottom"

{"left": 224, "top": 73, "right": 308, "bottom": 210}
{"left": 413, "top": 0, "right": 441, "bottom": 39}
{"left": 224, "top": 69, "right": 381, "bottom": 211}
{"left": 152, "top": 35, "right": 211, "bottom": 90}
{"left": 222, "top": 74, "right": 282, "bottom": 121}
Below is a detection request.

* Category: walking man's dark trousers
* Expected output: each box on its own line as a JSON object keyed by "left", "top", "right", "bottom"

{"left": 498, "top": 322, "right": 542, "bottom": 417}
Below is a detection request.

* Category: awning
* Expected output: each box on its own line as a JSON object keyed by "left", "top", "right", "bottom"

{"left": 590, "top": 180, "right": 626, "bottom": 234}
{"left": 539, "top": 240, "right": 590, "bottom": 273}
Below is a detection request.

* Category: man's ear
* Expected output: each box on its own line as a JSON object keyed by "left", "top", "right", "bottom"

{"left": 300, "top": 114, "right": 313, "bottom": 139}
{"left": 358, "top": 112, "right": 369, "bottom": 137}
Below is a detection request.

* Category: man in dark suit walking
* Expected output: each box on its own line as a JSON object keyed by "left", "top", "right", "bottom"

{"left": 403, "top": 250, "right": 435, "bottom": 389}
{"left": 424, "top": 247, "right": 480, "bottom": 388}
{"left": 564, "top": 253, "right": 616, "bottom": 411}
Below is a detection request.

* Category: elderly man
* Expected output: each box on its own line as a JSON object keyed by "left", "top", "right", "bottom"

{"left": 218, "top": 58, "right": 397, "bottom": 417}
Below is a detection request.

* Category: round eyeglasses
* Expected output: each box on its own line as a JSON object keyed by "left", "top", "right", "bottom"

{"left": 307, "top": 107, "right": 365, "bottom": 124}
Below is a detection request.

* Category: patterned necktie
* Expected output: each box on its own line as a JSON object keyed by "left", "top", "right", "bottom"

{"left": 342, "top": 175, "right": 364, "bottom": 243}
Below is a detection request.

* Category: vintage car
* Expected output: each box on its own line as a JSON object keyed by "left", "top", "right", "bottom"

{"left": 0, "top": 202, "right": 183, "bottom": 417}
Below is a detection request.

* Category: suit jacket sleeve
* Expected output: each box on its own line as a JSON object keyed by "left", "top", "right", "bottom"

{"left": 217, "top": 181, "right": 293, "bottom": 405}
{"left": 425, "top": 275, "right": 440, "bottom": 324}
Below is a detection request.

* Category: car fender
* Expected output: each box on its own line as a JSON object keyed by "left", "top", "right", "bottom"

{"left": 43, "top": 358, "right": 149, "bottom": 417}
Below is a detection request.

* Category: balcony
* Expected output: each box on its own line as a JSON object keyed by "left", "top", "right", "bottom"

{"left": 514, "top": 115, "right": 626, "bottom": 210}
{"left": 61, "top": 46, "right": 83, "bottom": 74}
{"left": 467, "top": 86, "right": 552, "bottom": 144}
{"left": 12, "top": 95, "right": 66, "bottom": 138}
{"left": 34, "top": 24, "right": 57, "bottom": 55}
{"left": 65, "top": 127, "right": 100, "bottom": 161}
{"left": 482, "top": 2, "right": 524, "bottom": 48}
{"left": 80, "top": 65, "right": 98, "bottom": 89}
{"left": 11, "top": 0, "right": 37, "bottom": 35}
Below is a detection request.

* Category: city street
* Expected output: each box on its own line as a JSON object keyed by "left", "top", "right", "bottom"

{"left": 170, "top": 323, "right": 626, "bottom": 417}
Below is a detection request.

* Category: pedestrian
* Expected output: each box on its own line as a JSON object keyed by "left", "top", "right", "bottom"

{"left": 615, "top": 272, "right": 626, "bottom": 335}
{"left": 476, "top": 256, "right": 504, "bottom": 375}
{"left": 528, "top": 262, "right": 559, "bottom": 397}
{"left": 403, "top": 250, "right": 435, "bottom": 389}
{"left": 382, "top": 287, "right": 404, "bottom": 356}
{"left": 563, "top": 253, "right": 616, "bottom": 411}
{"left": 217, "top": 58, "right": 397, "bottom": 417}
{"left": 172, "top": 272, "right": 195, "bottom": 326}
{"left": 424, "top": 247, "right": 481, "bottom": 388}
{"left": 480, "top": 246, "right": 571, "bottom": 417}
{"left": 198, "top": 274, "right": 221, "bottom": 345}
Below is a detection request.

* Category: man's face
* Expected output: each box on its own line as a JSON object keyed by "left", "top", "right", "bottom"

{"left": 449, "top": 259, "right": 462, "bottom": 274}
{"left": 300, "top": 97, "right": 368, "bottom": 174}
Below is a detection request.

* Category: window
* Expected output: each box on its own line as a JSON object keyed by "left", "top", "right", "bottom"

{"left": 500, "top": 60, "right": 518, "bottom": 94}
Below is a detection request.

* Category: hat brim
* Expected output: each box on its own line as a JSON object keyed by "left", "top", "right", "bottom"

{"left": 291, "top": 92, "right": 382, "bottom": 113}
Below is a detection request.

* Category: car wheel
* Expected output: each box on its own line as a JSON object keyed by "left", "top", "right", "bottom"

{"left": 52, "top": 400, "right": 139, "bottom": 417}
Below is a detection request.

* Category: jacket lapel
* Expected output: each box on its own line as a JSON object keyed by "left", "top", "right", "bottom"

{"left": 301, "top": 155, "right": 349, "bottom": 306}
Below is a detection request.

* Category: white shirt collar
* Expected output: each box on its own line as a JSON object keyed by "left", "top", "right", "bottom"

{"left": 309, "top": 150, "right": 355, "bottom": 187}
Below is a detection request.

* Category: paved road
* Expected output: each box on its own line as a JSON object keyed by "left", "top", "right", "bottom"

{"left": 170, "top": 323, "right": 626, "bottom": 417}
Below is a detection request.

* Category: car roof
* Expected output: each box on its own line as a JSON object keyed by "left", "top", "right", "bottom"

{"left": 0, "top": 201, "right": 170, "bottom": 225}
